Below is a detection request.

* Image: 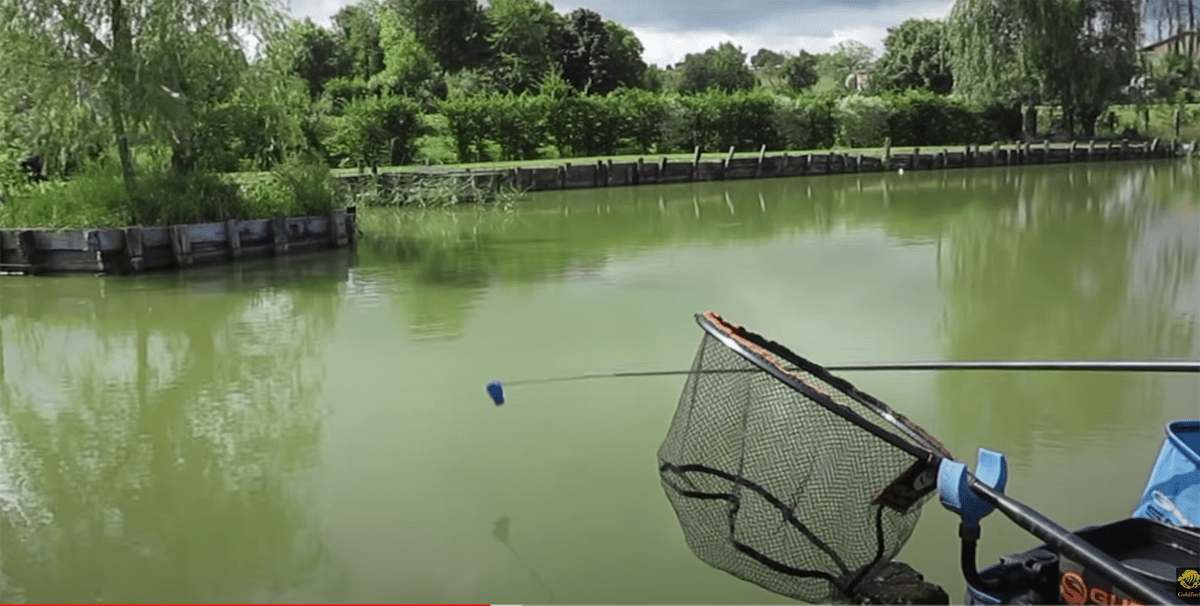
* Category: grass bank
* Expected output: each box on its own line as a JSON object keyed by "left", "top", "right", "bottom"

{"left": 0, "top": 154, "right": 341, "bottom": 230}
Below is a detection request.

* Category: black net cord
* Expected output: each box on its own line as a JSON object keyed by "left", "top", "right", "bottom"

{"left": 662, "top": 463, "right": 859, "bottom": 576}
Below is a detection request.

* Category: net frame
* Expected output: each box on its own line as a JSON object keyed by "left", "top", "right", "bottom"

{"left": 658, "top": 311, "right": 958, "bottom": 602}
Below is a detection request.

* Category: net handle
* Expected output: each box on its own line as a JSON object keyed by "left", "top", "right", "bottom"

{"left": 696, "top": 312, "right": 943, "bottom": 464}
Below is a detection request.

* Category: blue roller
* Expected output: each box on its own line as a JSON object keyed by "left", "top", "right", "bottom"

{"left": 486, "top": 380, "right": 505, "bottom": 405}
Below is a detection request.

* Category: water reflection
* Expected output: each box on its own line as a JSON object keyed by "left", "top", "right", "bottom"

{"left": 0, "top": 252, "right": 353, "bottom": 603}
{"left": 356, "top": 162, "right": 1199, "bottom": 347}
{"left": 934, "top": 163, "right": 1199, "bottom": 459}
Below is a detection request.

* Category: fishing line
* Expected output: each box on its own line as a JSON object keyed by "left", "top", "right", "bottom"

{"left": 484, "top": 360, "right": 1200, "bottom": 405}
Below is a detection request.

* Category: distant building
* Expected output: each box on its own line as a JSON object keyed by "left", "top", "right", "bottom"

{"left": 844, "top": 72, "right": 870, "bottom": 92}
{"left": 1141, "top": 30, "right": 1199, "bottom": 59}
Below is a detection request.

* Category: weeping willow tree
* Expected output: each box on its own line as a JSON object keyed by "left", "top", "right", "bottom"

{"left": 948, "top": 0, "right": 1141, "bottom": 136}
{"left": 0, "top": 0, "right": 289, "bottom": 190}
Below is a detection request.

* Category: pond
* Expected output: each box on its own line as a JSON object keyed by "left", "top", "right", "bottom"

{"left": 1, "top": 160, "right": 1197, "bottom": 603}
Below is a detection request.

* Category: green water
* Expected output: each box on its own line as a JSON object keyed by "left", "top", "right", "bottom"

{"left": 1, "top": 161, "right": 1198, "bottom": 604}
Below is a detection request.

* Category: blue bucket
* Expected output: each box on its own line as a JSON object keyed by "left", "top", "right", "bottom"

{"left": 1132, "top": 419, "right": 1200, "bottom": 527}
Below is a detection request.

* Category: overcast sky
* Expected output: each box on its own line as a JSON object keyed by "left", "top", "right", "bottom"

{"left": 283, "top": 0, "right": 956, "bottom": 67}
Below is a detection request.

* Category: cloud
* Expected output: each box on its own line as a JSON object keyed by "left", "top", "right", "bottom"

{"left": 284, "top": 0, "right": 957, "bottom": 66}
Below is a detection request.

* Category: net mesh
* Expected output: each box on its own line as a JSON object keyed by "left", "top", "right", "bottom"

{"left": 658, "top": 312, "right": 956, "bottom": 604}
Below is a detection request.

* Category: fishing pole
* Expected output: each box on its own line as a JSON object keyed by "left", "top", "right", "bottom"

{"left": 484, "top": 360, "right": 1200, "bottom": 404}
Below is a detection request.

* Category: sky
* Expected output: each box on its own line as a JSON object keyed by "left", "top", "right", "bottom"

{"left": 283, "top": 0, "right": 957, "bottom": 67}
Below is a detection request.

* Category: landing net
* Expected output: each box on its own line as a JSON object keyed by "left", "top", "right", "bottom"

{"left": 658, "top": 312, "right": 956, "bottom": 604}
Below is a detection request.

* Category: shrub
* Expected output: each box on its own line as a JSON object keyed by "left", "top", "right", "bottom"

{"left": 836, "top": 94, "right": 893, "bottom": 147}
{"left": 771, "top": 93, "right": 838, "bottom": 150}
{"left": 884, "top": 90, "right": 994, "bottom": 146}
{"left": 610, "top": 88, "right": 670, "bottom": 153}
{"left": 546, "top": 93, "right": 623, "bottom": 157}
{"left": 439, "top": 94, "right": 492, "bottom": 163}
{"left": 324, "top": 94, "right": 423, "bottom": 168}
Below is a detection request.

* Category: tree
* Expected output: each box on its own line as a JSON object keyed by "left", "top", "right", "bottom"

{"left": 0, "top": 0, "right": 286, "bottom": 193}
{"left": 822, "top": 40, "right": 876, "bottom": 89}
{"left": 279, "top": 19, "right": 352, "bottom": 100}
{"left": 555, "top": 8, "right": 616, "bottom": 94}
{"left": 677, "top": 42, "right": 756, "bottom": 94}
{"left": 781, "top": 50, "right": 820, "bottom": 92}
{"left": 604, "top": 21, "right": 649, "bottom": 90}
{"left": 750, "top": 48, "right": 786, "bottom": 69}
{"left": 373, "top": 6, "right": 440, "bottom": 101}
{"left": 485, "top": 0, "right": 564, "bottom": 94}
{"left": 948, "top": 0, "right": 1141, "bottom": 137}
{"left": 332, "top": 2, "right": 386, "bottom": 82}
{"left": 870, "top": 19, "right": 953, "bottom": 95}
{"left": 387, "top": 0, "right": 491, "bottom": 72}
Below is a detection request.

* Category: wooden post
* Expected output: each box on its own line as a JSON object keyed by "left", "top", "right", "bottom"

{"left": 659, "top": 156, "right": 668, "bottom": 179}
{"left": 1175, "top": 108, "right": 1183, "bottom": 140}
{"left": 911, "top": 147, "right": 920, "bottom": 170}
{"left": 1088, "top": 139, "right": 1096, "bottom": 161}
{"left": 559, "top": 163, "right": 569, "bottom": 189}
{"left": 856, "top": 153, "right": 865, "bottom": 172}
{"left": 1042, "top": 139, "right": 1050, "bottom": 163}
{"left": 965, "top": 144, "right": 973, "bottom": 167}
{"left": 606, "top": 159, "right": 614, "bottom": 186}
{"left": 224, "top": 219, "right": 242, "bottom": 260}
{"left": 327, "top": 210, "right": 347, "bottom": 248}
{"left": 1120, "top": 138, "right": 1129, "bottom": 159}
{"left": 124, "top": 227, "right": 144, "bottom": 273}
{"left": 595, "top": 160, "right": 604, "bottom": 187}
{"left": 723, "top": 146, "right": 736, "bottom": 171}
{"left": 882, "top": 137, "right": 892, "bottom": 167}
{"left": 168, "top": 225, "right": 192, "bottom": 268}
{"left": 755, "top": 144, "right": 767, "bottom": 177}
{"left": 346, "top": 206, "right": 358, "bottom": 244}
{"left": 18, "top": 230, "right": 43, "bottom": 275}
{"left": 1070, "top": 140, "right": 1078, "bottom": 161}
{"left": 270, "top": 218, "right": 288, "bottom": 256}
{"left": 635, "top": 158, "right": 643, "bottom": 185}
{"left": 1148, "top": 138, "right": 1159, "bottom": 158}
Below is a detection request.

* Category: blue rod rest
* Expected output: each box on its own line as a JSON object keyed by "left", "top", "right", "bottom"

{"left": 938, "top": 448, "right": 1009, "bottom": 528}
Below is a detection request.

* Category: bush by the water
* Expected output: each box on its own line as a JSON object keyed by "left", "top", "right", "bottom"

{"left": 0, "top": 154, "right": 341, "bottom": 229}
{"left": 420, "top": 88, "right": 1002, "bottom": 164}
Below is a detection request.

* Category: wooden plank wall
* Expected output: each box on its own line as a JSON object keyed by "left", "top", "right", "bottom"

{"left": 0, "top": 207, "right": 357, "bottom": 276}
{"left": 335, "top": 138, "right": 1195, "bottom": 198}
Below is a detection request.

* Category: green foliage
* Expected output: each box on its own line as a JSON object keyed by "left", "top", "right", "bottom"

{"left": 557, "top": 8, "right": 616, "bottom": 94}
{"left": 883, "top": 90, "right": 994, "bottom": 146}
{"left": 820, "top": 41, "right": 876, "bottom": 90}
{"left": 610, "top": 88, "right": 670, "bottom": 153}
{"left": 771, "top": 94, "right": 839, "bottom": 150}
{"left": 0, "top": 152, "right": 339, "bottom": 229}
{"left": 323, "top": 77, "right": 373, "bottom": 110}
{"left": 332, "top": 3, "right": 386, "bottom": 82}
{"left": 373, "top": 6, "right": 442, "bottom": 105}
{"left": 0, "top": 0, "right": 288, "bottom": 192}
{"left": 546, "top": 93, "right": 623, "bottom": 157}
{"left": 390, "top": 0, "right": 491, "bottom": 73}
{"left": 280, "top": 18, "right": 352, "bottom": 100}
{"left": 836, "top": 95, "right": 893, "bottom": 147}
{"left": 604, "top": 21, "right": 649, "bottom": 90}
{"left": 870, "top": 19, "right": 953, "bottom": 95}
{"left": 674, "top": 91, "right": 782, "bottom": 152}
{"left": 751, "top": 48, "right": 786, "bottom": 70}
{"left": 677, "top": 42, "right": 756, "bottom": 94}
{"left": 243, "top": 154, "right": 340, "bottom": 218}
{"left": 486, "top": 0, "right": 563, "bottom": 94}
{"left": 781, "top": 51, "right": 820, "bottom": 93}
{"left": 948, "top": 0, "right": 1140, "bottom": 135}
{"left": 438, "top": 93, "right": 492, "bottom": 162}
{"left": 325, "top": 94, "right": 422, "bottom": 168}
{"left": 485, "top": 93, "right": 550, "bottom": 160}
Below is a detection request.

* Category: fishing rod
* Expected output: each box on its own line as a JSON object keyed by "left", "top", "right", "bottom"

{"left": 484, "top": 360, "right": 1200, "bottom": 404}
